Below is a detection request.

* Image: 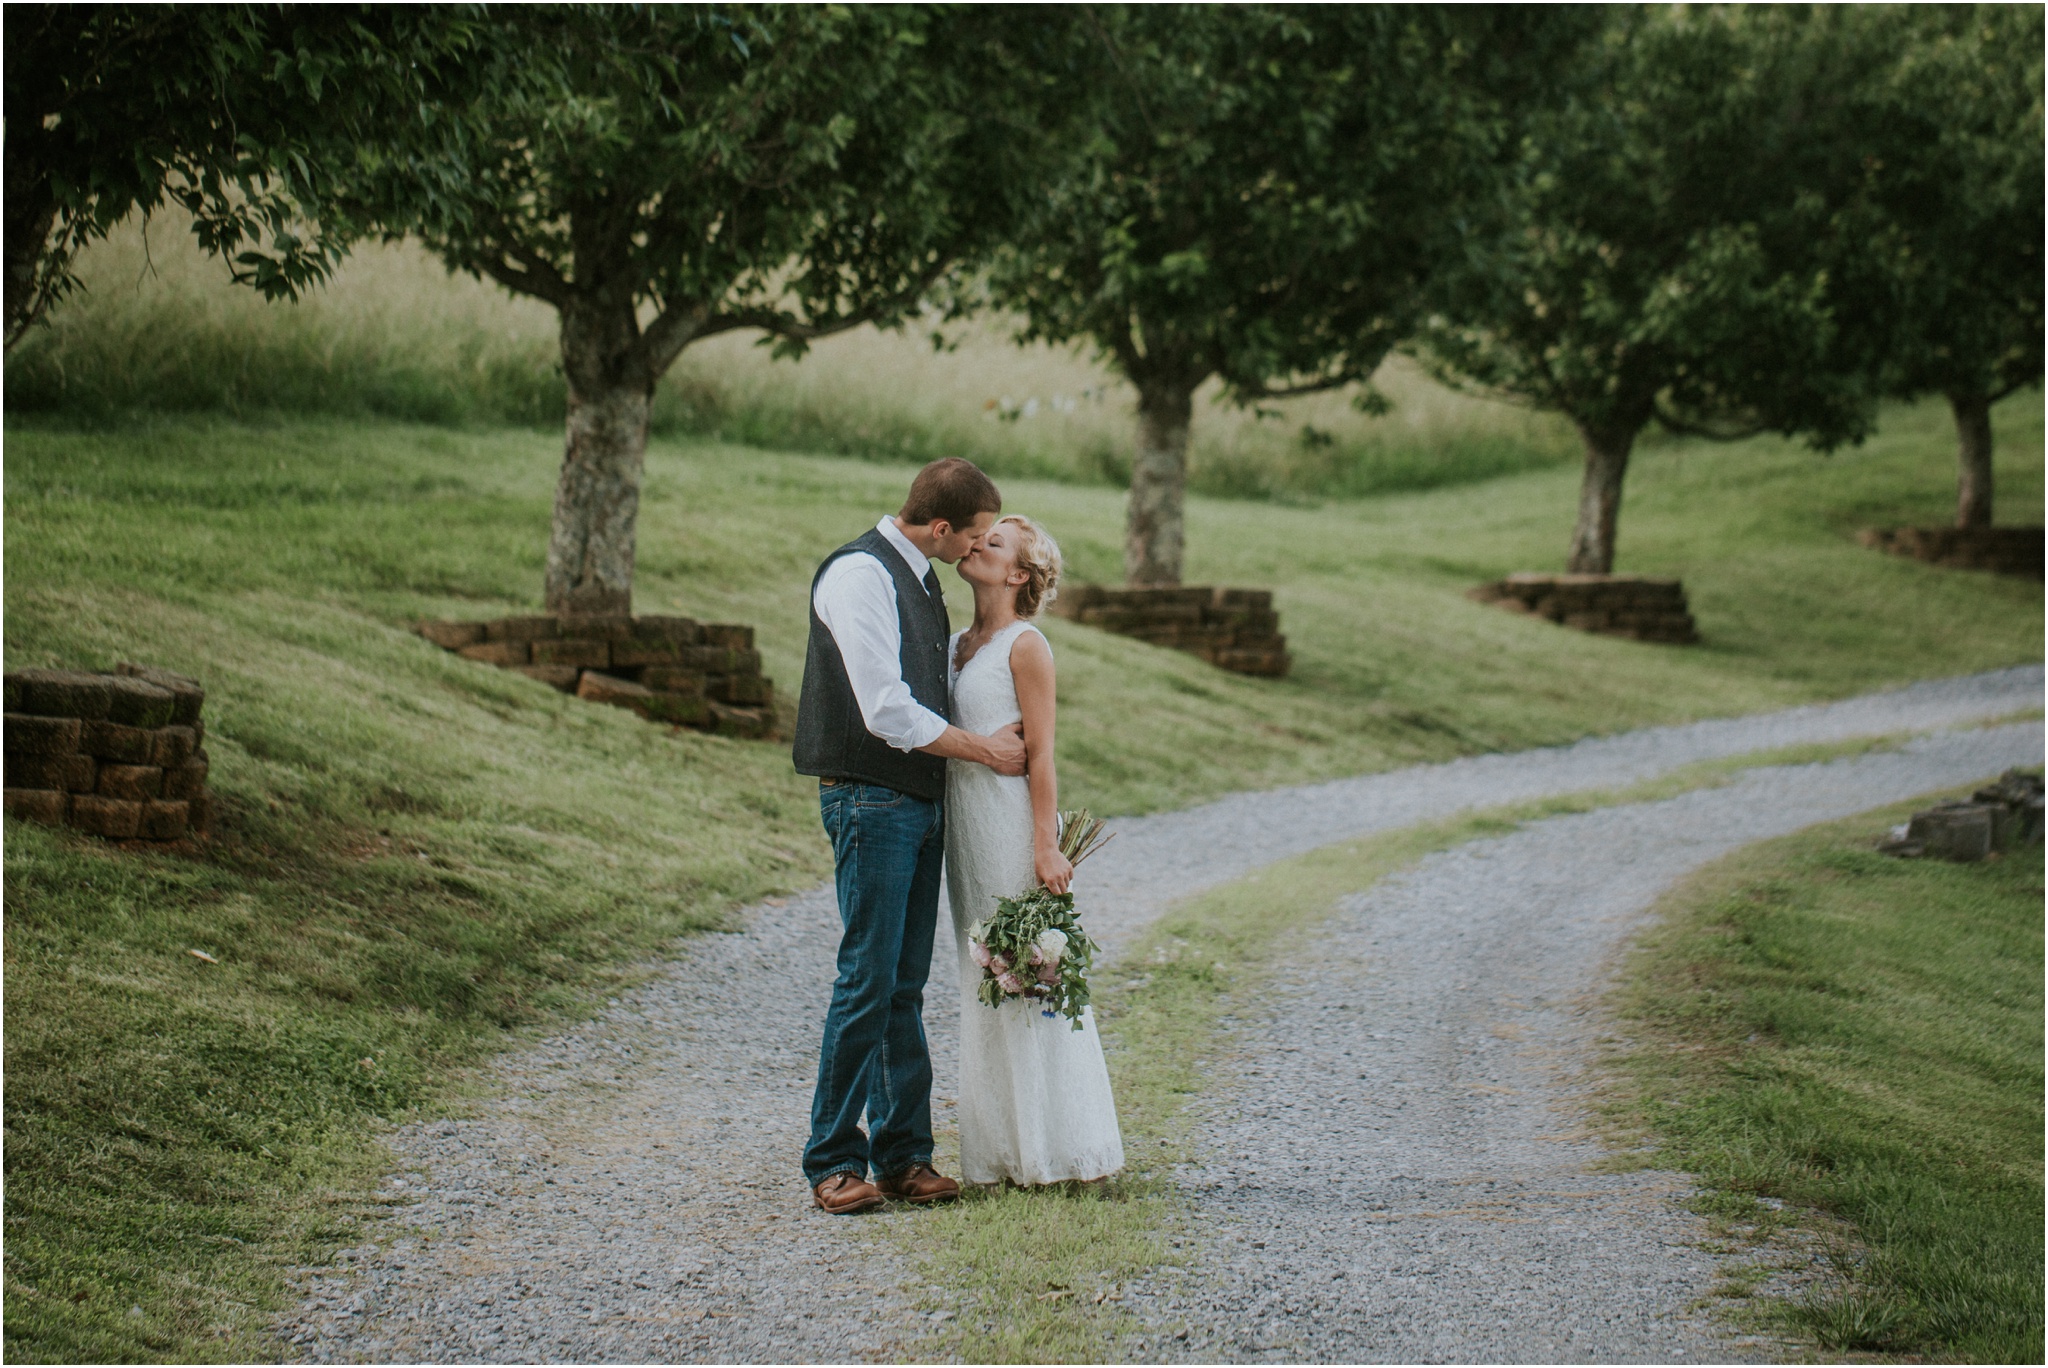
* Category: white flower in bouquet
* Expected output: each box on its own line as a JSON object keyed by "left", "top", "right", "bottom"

{"left": 970, "top": 808, "right": 1115, "bottom": 1028}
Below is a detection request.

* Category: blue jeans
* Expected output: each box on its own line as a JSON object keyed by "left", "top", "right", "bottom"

{"left": 804, "top": 781, "right": 945, "bottom": 1185}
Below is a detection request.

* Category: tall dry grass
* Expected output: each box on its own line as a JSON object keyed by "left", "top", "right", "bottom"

{"left": 6, "top": 214, "right": 1580, "bottom": 499}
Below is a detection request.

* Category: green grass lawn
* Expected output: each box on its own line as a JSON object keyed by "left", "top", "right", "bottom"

{"left": 1611, "top": 795, "right": 2044, "bottom": 1362}
{"left": 2, "top": 396, "right": 2039, "bottom": 1360}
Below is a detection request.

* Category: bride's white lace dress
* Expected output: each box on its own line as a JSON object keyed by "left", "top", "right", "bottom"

{"left": 945, "top": 619, "right": 1125, "bottom": 1186}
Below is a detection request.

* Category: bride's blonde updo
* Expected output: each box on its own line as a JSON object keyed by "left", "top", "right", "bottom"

{"left": 1001, "top": 514, "right": 1062, "bottom": 618}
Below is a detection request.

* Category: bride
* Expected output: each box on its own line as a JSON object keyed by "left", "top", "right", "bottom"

{"left": 945, "top": 515, "right": 1125, "bottom": 1186}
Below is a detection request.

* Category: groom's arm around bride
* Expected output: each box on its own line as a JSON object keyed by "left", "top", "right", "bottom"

{"left": 791, "top": 457, "right": 1017, "bottom": 1214}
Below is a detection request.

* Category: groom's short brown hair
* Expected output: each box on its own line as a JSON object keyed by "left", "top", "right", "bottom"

{"left": 899, "top": 457, "right": 1001, "bottom": 529}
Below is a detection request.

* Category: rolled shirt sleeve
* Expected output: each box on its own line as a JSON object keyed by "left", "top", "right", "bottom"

{"left": 812, "top": 553, "right": 951, "bottom": 753}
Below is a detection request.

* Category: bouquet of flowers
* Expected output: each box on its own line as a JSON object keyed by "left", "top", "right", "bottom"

{"left": 968, "top": 809, "right": 1115, "bottom": 1030}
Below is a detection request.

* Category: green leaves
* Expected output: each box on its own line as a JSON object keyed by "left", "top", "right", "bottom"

{"left": 1419, "top": 7, "right": 1898, "bottom": 449}
{"left": 989, "top": 8, "right": 1588, "bottom": 403}
{"left": 972, "top": 890, "right": 1101, "bottom": 1031}
{"left": 3, "top": 7, "right": 480, "bottom": 349}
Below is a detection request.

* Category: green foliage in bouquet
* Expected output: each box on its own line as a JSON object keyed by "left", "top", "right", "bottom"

{"left": 968, "top": 811, "right": 1115, "bottom": 1030}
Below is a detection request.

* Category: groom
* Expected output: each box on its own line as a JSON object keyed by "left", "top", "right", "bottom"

{"left": 793, "top": 457, "right": 1027, "bottom": 1214}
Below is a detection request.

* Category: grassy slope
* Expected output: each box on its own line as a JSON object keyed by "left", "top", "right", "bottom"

{"left": 1610, "top": 794, "right": 2044, "bottom": 1362}
{"left": 2, "top": 399, "right": 2039, "bottom": 1360}
{"left": 9, "top": 392, "right": 2038, "bottom": 815}
{"left": 4, "top": 218, "right": 1582, "bottom": 500}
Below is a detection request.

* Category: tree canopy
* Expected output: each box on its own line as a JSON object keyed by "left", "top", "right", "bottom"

{"left": 1418, "top": 6, "right": 1905, "bottom": 574}
{"left": 1844, "top": 5, "right": 2043, "bottom": 527}
{"left": 2, "top": 5, "right": 471, "bottom": 350}
{"left": 323, "top": 4, "right": 1071, "bottom": 614}
{"left": 985, "top": 6, "right": 1591, "bottom": 585}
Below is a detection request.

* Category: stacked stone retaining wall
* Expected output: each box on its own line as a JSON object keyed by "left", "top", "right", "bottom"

{"left": 1051, "top": 586, "right": 1290, "bottom": 676}
{"left": 1467, "top": 573, "right": 1698, "bottom": 644}
{"left": 1857, "top": 526, "right": 2043, "bottom": 579}
{"left": 416, "top": 615, "right": 774, "bottom": 738}
{"left": 3, "top": 664, "right": 212, "bottom": 840}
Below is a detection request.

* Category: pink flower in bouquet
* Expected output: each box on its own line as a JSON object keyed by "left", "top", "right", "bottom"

{"left": 990, "top": 953, "right": 1011, "bottom": 974}
{"left": 969, "top": 940, "right": 991, "bottom": 969}
{"left": 1027, "top": 945, "right": 1044, "bottom": 966}
{"left": 1036, "top": 961, "right": 1061, "bottom": 985}
{"left": 996, "top": 972, "right": 1025, "bottom": 994}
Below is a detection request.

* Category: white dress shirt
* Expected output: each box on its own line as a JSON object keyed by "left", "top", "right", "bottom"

{"left": 812, "top": 517, "right": 952, "bottom": 753}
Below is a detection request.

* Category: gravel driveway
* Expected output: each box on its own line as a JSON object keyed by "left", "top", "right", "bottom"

{"left": 276, "top": 668, "right": 2041, "bottom": 1363}
{"left": 1129, "top": 720, "right": 2042, "bottom": 1364}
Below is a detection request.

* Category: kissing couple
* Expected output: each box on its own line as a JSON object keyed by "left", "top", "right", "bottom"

{"left": 794, "top": 457, "right": 1126, "bottom": 1213}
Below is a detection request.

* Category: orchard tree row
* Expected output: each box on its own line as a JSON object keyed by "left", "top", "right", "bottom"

{"left": 7, "top": 4, "right": 2040, "bottom": 606}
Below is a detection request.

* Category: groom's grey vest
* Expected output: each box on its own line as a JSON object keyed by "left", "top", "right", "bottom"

{"left": 793, "top": 528, "right": 952, "bottom": 802}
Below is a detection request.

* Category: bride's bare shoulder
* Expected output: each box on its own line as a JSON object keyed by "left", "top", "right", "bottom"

{"left": 1007, "top": 621, "right": 1053, "bottom": 665}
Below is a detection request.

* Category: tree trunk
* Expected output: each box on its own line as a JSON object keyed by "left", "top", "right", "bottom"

{"left": 3, "top": 174, "right": 56, "bottom": 352}
{"left": 546, "top": 300, "right": 654, "bottom": 617}
{"left": 1949, "top": 390, "right": 1994, "bottom": 531}
{"left": 1126, "top": 381, "right": 1196, "bottom": 585}
{"left": 1565, "top": 422, "right": 1637, "bottom": 575}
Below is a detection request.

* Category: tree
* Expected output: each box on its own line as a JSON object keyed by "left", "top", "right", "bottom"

{"left": 2, "top": 5, "right": 471, "bottom": 351}
{"left": 326, "top": 6, "right": 1064, "bottom": 616}
{"left": 985, "top": 7, "right": 1582, "bottom": 586}
{"left": 1419, "top": 7, "right": 1884, "bottom": 575}
{"left": 1849, "top": 7, "right": 2043, "bottom": 529}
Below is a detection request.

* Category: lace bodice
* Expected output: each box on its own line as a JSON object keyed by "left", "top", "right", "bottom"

{"left": 947, "top": 619, "right": 1039, "bottom": 735}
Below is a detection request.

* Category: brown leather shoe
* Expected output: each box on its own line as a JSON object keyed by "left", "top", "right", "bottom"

{"left": 875, "top": 1162, "right": 960, "bottom": 1204}
{"left": 813, "top": 1171, "right": 885, "bottom": 1214}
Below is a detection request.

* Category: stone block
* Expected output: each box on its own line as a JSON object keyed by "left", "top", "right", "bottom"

{"left": 708, "top": 702, "right": 772, "bottom": 738}
{"left": 532, "top": 639, "right": 612, "bottom": 668}
{"left": 512, "top": 664, "right": 582, "bottom": 692}
{"left": 6, "top": 752, "right": 95, "bottom": 792}
{"left": 701, "top": 623, "right": 755, "bottom": 650}
{"left": 1476, "top": 574, "right": 1697, "bottom": 644}
{"left": 161, "top": 754, "right": 210, "bottom": 801}
{"left": 415, "top": 619, "right": 487, "bottom": 650}
{"left": 710, "top": 674, "right": 774, "bottom": 706}
{"left": 4, "top": 788, "right": 68, "bottom": 825}
{"left": 6, "top": 714, "right": 81, "bottom": 755}
{"left": 1206, "top": 607, "right": 1280, "bottom": 635}
{"left": 1863, "top": 525, "right": 2043, "bottom": 579}
{"left": 98, "top": 763, "right": 164, "bottom": 802}
{"left": 644, "top": 692, "right": 712, "bottom": 726}
{"left": 187, "top": 792, "right": 214, "bottom": 836}
{"left": 484, "top": 616, "right": 560, "bottom": 643}
{"left": 1207, "top": 647, "right": 1291, "bottom": 677}
{"left": 458, "top": 641, "right": 531, "bottom": 667}
{"left": 139, "top": 799, "right": 191, "bottom": 841}
{"left": 577, "top": 671, "right": 656, "bottom": 717}
{"left": 82, "top": 720, "right": 155, "bottom": 763}
{"left": 1049, "top": 584, "right": 1107, "bottom": 615}
{"left": 1213, "top": 588, "right": 1272, "bottom": 611}
{"left": 558, "top": 614, "right": 636, "bottom": 641}
{"left": 679, "top": 646, "right": 760, "bottom": 674}
{"left": 8, "top": 668, "right": 114, "bottom": 719}
{"left": 609, "top": 640, "right": 686, "bottom": 669}
{"left": 69, "top": 794, "right": 142, "bottom": 839}
{"left": 632, "top": 616, "right": 703, "bottom": 644}
{"left": 1907, "top": 804, "right": 1995, "bottom": 862}
{"left": 104, "top": 676, "right": 176, "bottom": 728}
{"left": 151, "top": 725, "right": 198, "bottom": 767}
{"left": 114, "top": 663, "right": 205, "bottom": 724}
{"left": 637, "top": 668, "right": 707, "bottom": 695}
